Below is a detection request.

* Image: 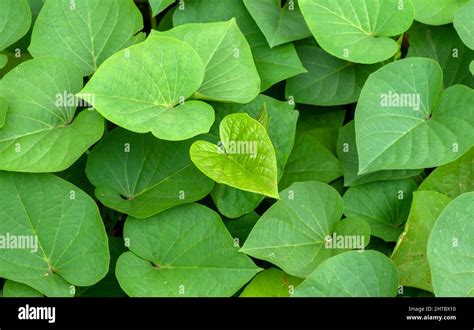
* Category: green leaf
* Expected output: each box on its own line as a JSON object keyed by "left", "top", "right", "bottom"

{"left": 286, "top": 44, "right": 380, "bottom": 105}
{"left": 241, "top": 182, "right": 343, "bottom": 278}
{"left": 240, "top": 268, "right": 303, "bottom": 297}
{"left": 0, "top": 57, "right": 104, "bottom": 172}
{"left": 0, "top": 0, "right": 31, "bottom": 50}
{"left": 293, "top": 250, "right": 398, "bottom": 297}
{"left": 210, "top": 95, "right": 298, "bottom": 217}
{"left": 191, "top": 113, "right": 279, "bottom": 199}
{"left": 151, "top": 19, "right": 260, "bottom": 103}
{"left": 299, "top": 0, "right": 414, "bottom": 64}
{"left": 149, "top": 0, "right": 174, "bottom": 16}
{"left": 3, "top": 280, "right": 43, "bottom": 297}
{"left": 355, "top": 57, "right": 474, "bottom": 174}
{"left": 116, "top": 203, "right": 261, "bottom": 297}
{"left": 418, "top": 147, "right": 474, "bottom": 198}
{"left": 86, "top": 128, "right": 214, "bottom": 218}
{"left": 0, "top": 172, "right": 110, "bottom": 297}
{"left": 243, "top": 0, "right": 311, "bottom": 48}
{"left": 454, "top": 0, "right": 474, "bottom": 50}
{"left": 337, "top": 121, "right": 422, "bottom": 186}
{"left": 279, "top": 133, "right": 342, "bottom": 190}
{"left": 79, "top": 36, "right": 215, "bottom": 141}
{"left": 391, "top": 191, "right": 451, "bottom": 292}
{"left": 411, "top": 0, "right": 469, "bottom": 26}
{"left": 427, "top": 192, "right": 474, "bottom": 296}
{"left": 0, "top": 96, "right": 7, "bottom": 128}
{"left": 29, "top": 0, "right": 144, "bottom": 76}
{"left": 172, "top": 0, "right": 306, "bottom": 91}
{"left": 257, "top": 103, "right": 270, "bottom": 130}
{"left": 407, "top": 22, "right": 474, "bottom": 87}
{"left": 343, "top": 179, "right": 417, "bottom": 241}
{"left": 224, "top": 212, "right": 260, "bottom": 246}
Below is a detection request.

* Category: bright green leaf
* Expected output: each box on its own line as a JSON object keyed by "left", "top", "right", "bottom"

{"left": 86, "top": 128, "right": 214, "bottom": 218}
{"left": 116, "top": 203, "right": 261, "bottom": 297}
{"left": 29, "top": 0, "right": 144, "bottom": 76}
{"left": 191, "top": 113, "right": 279, "bottom": 199}
{"left": 299, "top": 0, "right": 414, "bottom": 64}
{"left": 243, "top": 0, "right": 311, "bottom": 48}
{"left": 0, "top": 172, "right": 110, "bottom": 297}
{"left": 294, "top": 250, "right": 398, "bottom": 297}
{"left": 79, "top": 36, "right": 215, "bottom": 141}
{"left": 391, "top": 191, "right": 451, "bottom": 292}
{"left": 355, "top": 57, "right": 474, "bottom": 174}
{"left": 427, "top": 192, "right": 474, "bottom": 296}
{"left": 0, "top": 57, "right": 104, "bottom": 172}
{"left": 0, "top": 96, "right": 7, "bottom": 128}
{"left": 330, "top": 217, "right": 371, "bottom": 255}
{"left": 210, "top": 95, "right": 298, "bottom": 217}
{"left": 241, "top": 182, "right": 343, "bottom": 278}
{"left": 343, "top": 179, "right": 417, "bottom": 241}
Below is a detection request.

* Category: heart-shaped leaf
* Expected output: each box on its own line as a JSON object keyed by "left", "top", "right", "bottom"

{"left": 0, "top": 0, "right": 31, "bottom": 51}
{"left": 418, "top": 147, "right": 474, "bottom": 198}
{"left": 78, "top": 36, "right": 215, "bottom": 141}
{"left": 407, "top": 22, "right": 474, "bottom": 88}
{"left": 152, "top": 19, "right": 260, "bottom": 103}
{"left": 241, "top": 182, "right": 343, "bottom": 278}
{"left": 391, "top": 191, "right": 451, "bottom": 292}
{"left": 86, "top": 128, "right": 214, "bottom": 218}
{"left": 0, "top": 172, "right": 110, "bottom": 297}
{"left": 454, "top": 0, "right": 474, "bottom": 50}
{"left": 286, "top": 44, "right": 380, "bottom": 105}
{"left": 243, "top": 0, "right": 311, "bottom": 48}
{"left": 115, "top": 203, "right": 261, "bottom": 297}
{"left": 343, "top": 179, "right": 417, "bottom": 241}
{"left": 240, "top": 268, "right": 303, "bottom": 297}
{"left": 355, "top": 57, "right": 474, "bottom": 174}
{"left": 0, "top": 57, "right": 104, "bottom": 172}
{"left": 293, "top": 250, "right": 398, "bottom": 297}
{"left": 411, "top": 0, "right": 469, "bottom": 26}
{"left": 337, "top": 121, "right": 421, "bottom": 186}
{"left": 299, "top": 0, "right": 414, "bottom": 64}
{"left": 190, "top": 113, "right": 279, "bottom": 199}
{"left": 209, "top": 95, "right": 298, "bottom": 217}
{"left": 427, "top": 192, "right": 474, "bottom": 296}
{"left": 172, "top": 0, "right": 306, "bottom": 91}
{"left": 29, "top": 0, "right": 144, "bottom": 76}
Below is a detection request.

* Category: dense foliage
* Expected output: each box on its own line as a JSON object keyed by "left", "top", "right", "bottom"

{"left": 0, "top": 0, "right": 473, "bottom": 298}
